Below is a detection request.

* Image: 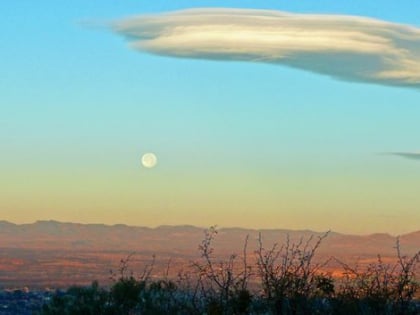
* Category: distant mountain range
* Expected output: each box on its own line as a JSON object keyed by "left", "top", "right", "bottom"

{"left": 0, "top": 220, "right": 418, "bottom": 256}
{"left": 0, "top": 220, "right": 418, "bottom": 288}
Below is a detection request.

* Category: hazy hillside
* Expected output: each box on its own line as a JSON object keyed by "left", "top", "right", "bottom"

{"left": 0, "top": 221, "right": 418, "bottom": 288}
{"left": 0, "top": 220, "right": 418, "bottom": 254}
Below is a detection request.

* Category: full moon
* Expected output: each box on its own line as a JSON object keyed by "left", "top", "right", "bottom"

{"left": 141, "top": 153, "right": 158, "bottom": 168}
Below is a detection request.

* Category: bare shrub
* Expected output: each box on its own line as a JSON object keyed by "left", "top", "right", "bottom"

{"left": 335, "top": 238, "right": 419, "bottom": 315}
{"left": 191, "top": 226, "right": 253, "bottom": 315}
{"left": 255, "top": 231, "right": 333, "bottom": 314}
{"left": 40, "top": 229, "right": 419, "bottom": 315}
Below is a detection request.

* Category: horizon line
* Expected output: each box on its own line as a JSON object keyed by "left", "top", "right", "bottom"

{"left": 1, "top": 219, "right": 418, "bottom": 237}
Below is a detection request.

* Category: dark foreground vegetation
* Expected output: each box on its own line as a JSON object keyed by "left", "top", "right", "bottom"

{"left": 40, "top": 228, "right": 419, "bottom": 315}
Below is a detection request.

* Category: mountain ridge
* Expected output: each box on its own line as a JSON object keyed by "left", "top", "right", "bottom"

{"left": 0, "top": 219, "right": 418, "bottom": 237}
{"left": 0, "top": 220, "right": 418, "bottom": 289}
{"left": 0, "top": 220, "right": 418, "bottom": 257}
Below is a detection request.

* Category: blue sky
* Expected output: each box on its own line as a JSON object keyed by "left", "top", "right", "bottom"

{"left": 1, "top": 1, "right": 419, "bottom": 234}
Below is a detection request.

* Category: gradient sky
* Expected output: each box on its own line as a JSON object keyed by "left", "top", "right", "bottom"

{"left": 1, "top": 0, "right": 420, "bottom": 234}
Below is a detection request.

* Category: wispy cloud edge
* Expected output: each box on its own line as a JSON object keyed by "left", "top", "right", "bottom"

{"left": 382, "top": 152, "right": 420, "bottom": 161}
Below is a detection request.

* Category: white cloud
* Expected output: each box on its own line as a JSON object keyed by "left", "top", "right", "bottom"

{"left": 112, "top": 8, "right": 420, "bottom": 88}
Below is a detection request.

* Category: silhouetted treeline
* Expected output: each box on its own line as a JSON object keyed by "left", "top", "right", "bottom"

{"left": 40, "top": 227, "right": 419, "bottom": 315}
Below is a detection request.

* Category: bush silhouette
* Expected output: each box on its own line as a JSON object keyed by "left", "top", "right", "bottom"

{"left": 333, "top": 238, "right": 419, "bottom": 315}
{"left": 40, "top": 281, "right": 109, "bottom": 315}
{"left": 40, "top": 228, "right": 419, "bottom": 315}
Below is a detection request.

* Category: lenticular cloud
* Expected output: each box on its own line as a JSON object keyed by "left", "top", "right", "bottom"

{"left": 112, "top": 8, "right": 420, "bottom": 88}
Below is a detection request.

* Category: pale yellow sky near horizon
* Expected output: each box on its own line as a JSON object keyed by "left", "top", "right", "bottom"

{"left": 2, "top": 161, "right": 419, "bottom": 235}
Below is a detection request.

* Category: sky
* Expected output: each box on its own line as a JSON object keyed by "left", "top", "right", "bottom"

{"left": 1, "top": 0, "right": 420, "bottom": 234}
